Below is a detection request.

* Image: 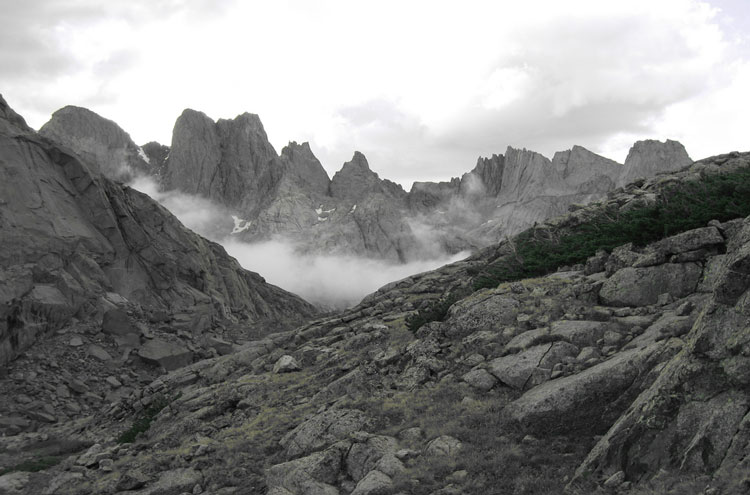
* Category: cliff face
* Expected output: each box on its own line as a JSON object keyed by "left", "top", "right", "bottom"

{"left": 0, "top": 96, "right": 316, "bottom": 367}
{"left": 620, "top": 138, "right": 692, "bottom": 185}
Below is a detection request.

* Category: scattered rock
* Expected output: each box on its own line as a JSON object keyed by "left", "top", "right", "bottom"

{"left": 351, "top": 470, "right": 392, "bottom": 495}
{"left": 138, "top": 338, "right": 193, "bottom": 371}
{"left": 461, "top": 368, "right": 497, "bottom": 392}
{"left": 87, "top": 344, "right": 113, "bottom": 361}
{"left": 273, "top": 355, "right": 301, "bottom": 373}
{"left": 425, "top": 435, "right": 462, "bottom": 458}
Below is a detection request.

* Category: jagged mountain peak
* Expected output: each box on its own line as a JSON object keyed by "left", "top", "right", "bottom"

{"left": 281, "top": 141, "right": 316, "bottom": 160}
{"left": 469, "top": 153, "right": 505, "bottom": 196}
{"left": 341, "top": 150, "right": 372, "bottom": 172}
{"left": 330, "top": 151, "right": 407, "bottom": 202}
{"left": 219, "top": 111, "right": 268, "bottom": 138}
{"left": 278, "top": 141, "right": 330, "bottom": 196}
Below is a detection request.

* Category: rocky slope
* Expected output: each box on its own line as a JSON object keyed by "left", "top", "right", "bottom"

{"left": 2, "top": 145, "right": 748, "bottom": 494}
{"left": 0, "top": 95, "right": 317, "bottom": 370}
{"left": 41, "top": 106, "right": 692, "bottom": 262}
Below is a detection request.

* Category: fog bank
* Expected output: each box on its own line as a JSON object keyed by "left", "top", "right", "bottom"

{"left": 130, "top": 176, "right": 468, "bottom": 309}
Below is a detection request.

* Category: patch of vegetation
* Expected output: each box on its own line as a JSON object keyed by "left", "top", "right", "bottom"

{"left": 406, "top": 288, "right": 471, "bottom": 332}
{"left": 0, "top": 456, "right": 62, "bottom": 475}
{"left": 350, "top": 382, "right": 593, "bottom": 494}
{"left": 117, "top": 395, "right": 172, "bottom": 444}
{"left": 474, "top": 167, "right": 750, "bottom": 290}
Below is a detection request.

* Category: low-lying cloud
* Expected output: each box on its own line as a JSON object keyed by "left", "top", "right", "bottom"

{"left": 130, "top": 176, "right": 467, "bottom": 309}
{"left": 223, "top": 239, "right": 466, "bottom": 309}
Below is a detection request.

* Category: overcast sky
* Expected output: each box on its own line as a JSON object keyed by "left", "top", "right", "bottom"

{"left": 1, "top": 0, "right": 748, "bottom": 187}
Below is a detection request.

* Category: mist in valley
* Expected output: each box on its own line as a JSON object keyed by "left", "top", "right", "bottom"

{"left": 130, "top": 176, "right": 468, "bottom": 309}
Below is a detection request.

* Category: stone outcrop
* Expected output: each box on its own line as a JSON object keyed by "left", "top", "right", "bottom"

{"left": 0, "top": 95, "right": 316, "bottom": 366}
{"left": 162, "top": 109, "right": 280, "bottom": 214}
{"left": 619, "top": 138, "right": 692, "bottom": 185}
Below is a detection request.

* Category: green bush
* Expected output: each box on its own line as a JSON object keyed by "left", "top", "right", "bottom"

{"left": 117, "top": 395, "right": 172, "bottom": 444}
{"left": 406, "top": 288, "right": 471, "bottom": 332}
{"left": 474, "top": 167, "right": 750, "bottom": 290}
{"left": 0, "top": 456, "right": 62, "bottom": 475}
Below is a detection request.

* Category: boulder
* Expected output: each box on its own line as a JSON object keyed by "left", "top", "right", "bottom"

{"left": 266, "top": 447, "right": 344, "bottom": 495}
{"left": 273, "top": 355, "right": 301, "bottom": 373}
{"left": 346, "top": 435, "right": 399, "bottom": 481}
{"left": 461, "top": 368, "right": 498, "bottom": 392}
{"left": 101, "top": 309, "right": 139, "bottom": 337}
{"left": 87, "top": 344, "right": 112, "bottom": 362}
{"left": 425, "top": 435, "right": 462, "bottom": 458}
{"left": 138, "top": 338, "right": 193, "bottom": 371}
{"left": 599, "top": 263, "right": 703, "bottom": 307}
{"left": 350, "top": 470, "right": 393, "bottom": 495}
{"left": 280, "top": 409, "right": 371, "bottom": 458}
{"left": 506, "top": 341, "right": 681, "bottom": 434}
{"left": 489, "top": 342, "right": 577, "bottom": 390}
{"left": 550, "top": 320, "right": 609, "bottom": 348}
{"left": 446, "top": 293, "right": 520, "bottom": 337}
{"left": 653, "top": 226, "right": 724, "bottom": 256}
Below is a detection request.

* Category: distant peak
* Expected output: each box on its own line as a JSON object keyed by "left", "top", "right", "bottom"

{"left": 344, "top": 151, "right": 371, "bottom": 171}
{"left": 280, "top": 141, "right": 317, "bottom": 162}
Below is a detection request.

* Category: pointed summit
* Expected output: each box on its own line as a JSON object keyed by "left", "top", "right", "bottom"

{"left": 278, "top": 141, "right": 330, "bottom": 196}
{"left": 330, "top": 152, "right": 405, "bottom": 201}
{"left": 468, "top": 154, "right": 505, "bottom": 196}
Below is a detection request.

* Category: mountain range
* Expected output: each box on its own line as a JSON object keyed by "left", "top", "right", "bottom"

{"left": 39, "top": 105, "right": 692, "bottom": 262}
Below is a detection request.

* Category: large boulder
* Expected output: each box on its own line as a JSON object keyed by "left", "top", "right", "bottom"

{"left": 506, "top": 340, "right": 681, "bottom": 434}
{"left": 266, "top": 447, "right": 344, "bottom": 495}
{"left": 599, "top": 263, "right": 703, "bottom": 307}
{"left": 138, "top": 339, "right": 193, "bottom": 371}
{"left": 489, "top": 342, "right": 578, "bottom": 390}
{"left": 446, "top": 292, "right": 520, "bottom": 337}
{"left": 550, "top": 320, "right": 609, "bottom": 348}
{"left": 280, "top": 409, "right": 372, "bottom": 458}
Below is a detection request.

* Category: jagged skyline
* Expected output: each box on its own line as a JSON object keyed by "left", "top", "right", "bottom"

{"left": 1, "top": 0, "right": 749, "bottom": 187}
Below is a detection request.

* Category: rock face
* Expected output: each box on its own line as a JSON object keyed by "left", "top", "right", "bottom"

{"left": 162, "top": 109, "right": 280, "bottom": 214}
{"left": 0, "top": 95, "right": 316, "bottom": 366}
{"left": 39, "top": 106, "right": 153, "bottom": 181}
{"left": 619, "top": 139, "right": 692, "bottom": 185}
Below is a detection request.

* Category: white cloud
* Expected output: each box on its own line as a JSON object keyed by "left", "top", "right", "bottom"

{"left": 129, "top": 175, "right": 467, "bottom": 309}
{"left": 1, "top": 0, "right": 748, "bottom": 187}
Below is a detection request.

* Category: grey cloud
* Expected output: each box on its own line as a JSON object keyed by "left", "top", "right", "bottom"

{"left": 433, "top": 13, "right": 725, "bottom": 162}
